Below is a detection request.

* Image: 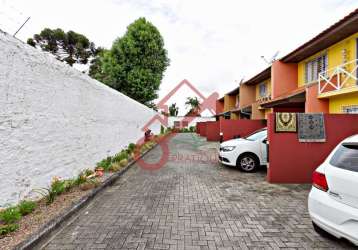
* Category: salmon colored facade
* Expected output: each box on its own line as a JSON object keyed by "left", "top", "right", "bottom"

{"left": 271, "top": 61, "right": 298, "bottom": 99}
{"left": 216, "top": 98, "right": 224, "bottom": 115}
{"left": 223, "top": 94, "right": 236, "bottom": 112}
{"left": 238, "top": 83, "right": 256, "bottom": 109}
{"left": 216, "top": 9, "right": 358, "bottom": 119}
{"left": 208, "top": 9, "right": 358, "bottom": 184}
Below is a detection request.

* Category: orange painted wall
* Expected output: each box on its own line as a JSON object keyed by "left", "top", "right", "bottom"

{"left": 224, "top": 95, "right": 236, "bottom": 112}
{"left": 251, "top": 102, "right": 265, "bottom": 119}
{"left": 305, "top": 84, "right": 329, "bottom": 113}
{"left": 271, "top": 61, "right": 298, "bottom": 99}
{"left": 216, "top": 100, "right": 224, "bottom": 114}
{"left": 239, "top": 84, "right": 256, "bottom": 108}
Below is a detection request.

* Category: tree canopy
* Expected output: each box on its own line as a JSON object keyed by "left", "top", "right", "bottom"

{"left": 27, "top": 28, "right": 97, "bottom": 66}
{"left": 169, "top": 103, "right": 179, "bottom": 116}
{"left": 92, "top": 17, "right": 170, "bottom": 107}
{"left": 185, "top": 97, "right": 201, "bottom": 116}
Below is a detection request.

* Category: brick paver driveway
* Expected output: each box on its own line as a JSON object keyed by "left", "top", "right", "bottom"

{"left": 42, "top": 133, "right": 355, "bottom": 249}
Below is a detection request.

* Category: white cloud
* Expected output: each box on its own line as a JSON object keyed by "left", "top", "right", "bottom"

{"left": 1, "top": 0, "right": 357, "bottom": 114}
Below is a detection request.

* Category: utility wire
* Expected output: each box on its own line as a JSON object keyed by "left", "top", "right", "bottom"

{"left": 13, "top": 16, "right": 30, "bottom": 37}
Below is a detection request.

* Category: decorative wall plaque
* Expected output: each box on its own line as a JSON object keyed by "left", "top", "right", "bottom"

{"left": 275, "top": 112, "right": 297, "bottom": 132}
{"left": 298, "top": 113, "right": 326, "bottom": 142}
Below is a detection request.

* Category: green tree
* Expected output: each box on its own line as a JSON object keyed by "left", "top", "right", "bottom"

{"left": 27, "top": 28, "right": 97, "bottom": 66}
{"left": 169, "top": 103, "right": 179, "bottom": 116}
{"left": 89, "top": 47, "right": 107, "bottom": 80}
{"left": 96, "top": 17, "right": 170, "bottom": 107}
{"left": 185, "top": 97, "right": 201, "bottom": 115}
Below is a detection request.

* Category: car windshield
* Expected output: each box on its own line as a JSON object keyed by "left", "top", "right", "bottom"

{"left": 245, "top": 130, "right": 267, "bottom": 141}
{"left": 330, "top": 143, "right": 358, "bottom": 172}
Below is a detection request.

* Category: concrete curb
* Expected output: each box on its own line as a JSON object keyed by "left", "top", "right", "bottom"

{"left": 14, "top": 143, "right": 159, "bottom": 250}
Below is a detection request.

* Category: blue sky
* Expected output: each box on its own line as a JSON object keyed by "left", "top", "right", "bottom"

{"left": 1, "top": 0, "right": 357, "bottom": 115}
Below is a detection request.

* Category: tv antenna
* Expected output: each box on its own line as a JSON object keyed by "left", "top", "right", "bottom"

{"left": 234, "top": 78, "right": 244, "bottom": 86}
{"left": 261, "top": 50, "right": 279, "bottom": 65}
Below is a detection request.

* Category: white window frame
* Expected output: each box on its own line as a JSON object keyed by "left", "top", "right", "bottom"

{"left": 342, "top": 105, "right": 358, "bottom": 114}
{"left": 258, "top": 82, "right": 267, "bottom": 97}
{"left": 305, "top": 54, "right": 328, "bottom": 84}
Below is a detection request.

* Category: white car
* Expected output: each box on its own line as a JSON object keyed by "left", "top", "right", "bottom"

{"left": 308, "top": 134, "right": 358, "bottom": 246}
{"left": 218, "top": 128, "right": 268, "bottom": 172}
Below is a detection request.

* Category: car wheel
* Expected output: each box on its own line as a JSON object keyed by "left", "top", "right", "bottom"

{"left": 312, "top": 222, "right": 335, "bottom": 239}
{"left": 237, "top": 153, "right": 259, "bottom": 172}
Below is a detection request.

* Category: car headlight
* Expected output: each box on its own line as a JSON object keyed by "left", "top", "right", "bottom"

{"left": 221, "top": 146, "right": 236, "bottom": 152}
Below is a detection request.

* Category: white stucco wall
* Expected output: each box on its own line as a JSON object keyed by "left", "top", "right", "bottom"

{"left": 167, "top": 116, "right": 215, "bottom": 128}
{"left": 0, "top": 31, "right": 160, "bottom": 206}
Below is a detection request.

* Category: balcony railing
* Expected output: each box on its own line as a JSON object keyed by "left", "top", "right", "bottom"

{"left": 318, "top": 59, "right": 358, "bottom": 95}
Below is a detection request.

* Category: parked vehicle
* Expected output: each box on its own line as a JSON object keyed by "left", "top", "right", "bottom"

{"left": 218, "top": 128, "right": 267, "bottom": 172}
{"left": 308, "top": 134, "right": 358, "bottom": 246}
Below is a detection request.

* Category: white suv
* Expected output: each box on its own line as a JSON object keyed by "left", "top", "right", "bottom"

{"left": 308, "top": 134, "right": 358, "bottom": 246}
{"left": 218, "top": 128, "right": 267, "bottom": 172}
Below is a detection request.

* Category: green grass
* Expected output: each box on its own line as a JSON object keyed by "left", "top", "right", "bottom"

{"left": 0, "top": 207, "right": 21, "bottom": 224}
{"left": 18, "top": 200, "right": 37, "bottom": 216}
{"left": 0, "top": 224, "right": 19, "bottom": 235}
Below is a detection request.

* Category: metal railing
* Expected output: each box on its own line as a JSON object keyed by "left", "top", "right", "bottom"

{"left": 318, "top": 59, "right": 358, "bottom": 95}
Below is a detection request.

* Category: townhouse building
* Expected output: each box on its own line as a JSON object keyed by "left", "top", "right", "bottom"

{"left": 216, "top": 8, "right": 358, "bottom": 118}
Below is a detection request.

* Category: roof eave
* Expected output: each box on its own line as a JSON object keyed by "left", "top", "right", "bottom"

{"left": 281, "top": 8, "right": 358, "bottom": 63}
{"left": 244, "top": 67, "right": 271, "bottom": 86}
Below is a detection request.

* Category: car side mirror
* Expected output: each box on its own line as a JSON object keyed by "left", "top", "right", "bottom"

{"left": 262, "top": 139, "right": 267, "bottom": 144}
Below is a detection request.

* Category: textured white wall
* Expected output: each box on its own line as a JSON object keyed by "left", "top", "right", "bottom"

{"left": 0, "top": 31, "right": 160, "bottom": 206}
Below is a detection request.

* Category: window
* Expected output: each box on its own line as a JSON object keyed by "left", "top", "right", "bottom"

{"left": 343, "top": 105, "right": 358, "bottom": 114}
{"left": 305, "top": 54, "right": 328, "bottom": 83}
{"left": 182, "top": 121, "right": 189, "bottom": 127}
{"left": 259, "top": 82, "right": 267, "bottom": 97}
{"left": 174, "top": 121, "right": 180, "bottom": 128}
{"left": 330, "top": 143, "right": 358, "bottom": 172}
{"left": 245, "top": 129, "right": 267, "bottom": 141}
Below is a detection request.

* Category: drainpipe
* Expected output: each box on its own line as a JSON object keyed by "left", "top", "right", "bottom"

{"left": 219, "top": 118, "right": 223, "bottom": 143}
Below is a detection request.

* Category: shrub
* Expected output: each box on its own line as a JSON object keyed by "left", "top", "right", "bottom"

{"left": 75, "top": 174, "right": 87, "bottom": 186}
{"left": 34, "top": 188, "right": 56, "bottom": 205}
{"left": 112, "top": 151, "right": 128, "bottom": 163}
{"left": 18, "top": 200, "right": 37, "bottom": 216}
{"left": 96, "top": 157, "right": 112, "bottom": 171}
{"left": 140, "top": 145, "right": 147, "bottom": 153}
{"left": 0, "top": 207, "right": 21, "bottom": 224}
{"left": 50, "top": 179, "right": 65, "bottom": 196}
{"left": 63, "top": 179, "right": 76, "bottom": 192}
{"left": 109, "top": 162, "right": 122, "bottom": 172}
{"left": 119, "top": 159, "right": 128, "bottom": 167}
{"left": 0, "top": 224, "right": 19, "bottom": 235}
{"left": 160, "top": 125, "right": 165, "bottom": 134}
{"left": 84, "top": 169, "right": 94, "bottom": 176}
{"left": 79, "top": 179, "right": 100, "bottom": 191}
{"left": 128, "top": 143, "right": 136, "bottom": 153}
{"left": 34, "top": 178, "right": 66, "bottom": 205}
{"left": 189, "top": 126, "right": 196, "bottom": 132}
{"left": 119, "top": 151, "right": 128, "bottom": 160}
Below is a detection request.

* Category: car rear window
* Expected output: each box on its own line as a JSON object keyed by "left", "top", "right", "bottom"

{"left": 330, "top": 143, "right": 358, "bottom": 172}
